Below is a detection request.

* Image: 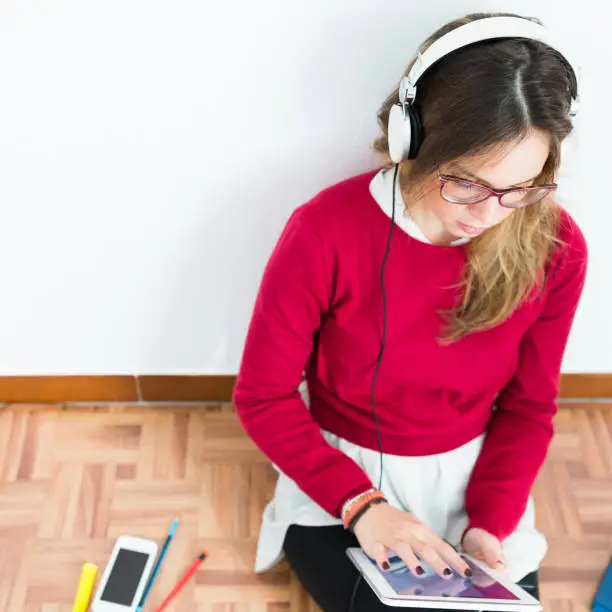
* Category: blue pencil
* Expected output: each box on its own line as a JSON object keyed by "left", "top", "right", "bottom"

{"left": 136, "top": 519, "right": 179, "bottom": 612}
{"left": 592, "top": 558, "right": 612, "bottom": 612}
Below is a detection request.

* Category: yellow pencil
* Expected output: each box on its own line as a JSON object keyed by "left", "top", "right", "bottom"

{"left": 72, "top": 562, "right": 98, "bottom": 612}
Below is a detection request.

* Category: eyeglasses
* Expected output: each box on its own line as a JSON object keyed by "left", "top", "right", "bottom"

{"left": 438, "top": 174, "right": 557, "bottom": 209}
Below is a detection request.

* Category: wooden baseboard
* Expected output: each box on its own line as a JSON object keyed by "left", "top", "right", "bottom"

{"left": 0, "top": 374, "right": 609, "bottom": 404}
{"left": 558, "top": 374, "right": 612, "bottom": 399}
{"left": 139, "top": 375, "right": 236, "bottom": 403}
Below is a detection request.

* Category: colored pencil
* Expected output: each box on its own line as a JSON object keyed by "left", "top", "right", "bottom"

{"left": 136, "top": 519, "right": 179, "bottom": 612}
{"left": 154, "top": 551, "right": 207, "bottom": 612}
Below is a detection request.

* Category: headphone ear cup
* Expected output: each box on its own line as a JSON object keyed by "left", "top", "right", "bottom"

{"left": 388, "top": 104, "right": 412, "bottom": 163}
{"left": 407, "top": 106, "right": 423, "bottom": 159}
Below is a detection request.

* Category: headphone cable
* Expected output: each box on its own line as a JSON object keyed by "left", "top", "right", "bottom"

{"left": 347, "top": 163, "right": 398, "bottom": 612}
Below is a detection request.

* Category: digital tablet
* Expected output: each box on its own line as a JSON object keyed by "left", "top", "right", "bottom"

{"left": 346, "top": 548, "right": 542, "bottom": 611}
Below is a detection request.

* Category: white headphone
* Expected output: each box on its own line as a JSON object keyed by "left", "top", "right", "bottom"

{"left": 388, "top": 16, "right": 580, "bottom": 163}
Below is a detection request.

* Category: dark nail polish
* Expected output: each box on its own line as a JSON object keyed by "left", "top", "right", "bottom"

{"left": 465, "top": 568, "right": 473, "bottom": 578}
{"left": 443, "top": 568, "right": 452, "bottom": 576}
{"left": 382, "top": 561, "right": 390, "bottom": 570}
{"left": 415, "top": 565, "right": 425, "bottom": 575}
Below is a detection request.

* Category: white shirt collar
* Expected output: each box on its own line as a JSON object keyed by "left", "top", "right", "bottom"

{"left": 369, "top": 168, "right": 470, "bottom": 246}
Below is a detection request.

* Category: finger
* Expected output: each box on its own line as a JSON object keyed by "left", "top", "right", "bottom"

{"left": 414, "top": 544, "right": 454, "bottom": 579}
{"left": 472, "top": 552, "right": 485, "bottom": 560}
{"left": 436, "top": 540, "right": 472, "bottom": 577}
{"left": 481, "top": 543, "right": 504, "bottom": 570}
{"left": 497, "top": 549, "right": 507, "bottom": 569}
{"left": 470, "top": 550, "right": 505, "bottom": 574}
{"left": 391, "top": 541, "right": 426, "bottom": 577}
{"left": 371, "top": 542, "right": 390, "bottom": 572}
{"left": 481, "top": 538, "right": 504, "bottom": 569}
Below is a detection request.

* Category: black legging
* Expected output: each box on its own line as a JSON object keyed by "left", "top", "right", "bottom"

{"left": 283, "top": 524, "right": 539, "bottom": 612}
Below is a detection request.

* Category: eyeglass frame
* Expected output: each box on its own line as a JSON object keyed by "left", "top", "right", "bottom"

{"left": 437, "top": 173, "right": 558, "bottom": 209}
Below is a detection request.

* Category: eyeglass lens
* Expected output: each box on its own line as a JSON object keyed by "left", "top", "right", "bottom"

{"left": 441, "top": 178, "right": 552, "bottom": 208}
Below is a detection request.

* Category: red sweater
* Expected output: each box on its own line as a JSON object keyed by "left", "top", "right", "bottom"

{"left": 233, "top": 170, "right": 588, "bottom": 541}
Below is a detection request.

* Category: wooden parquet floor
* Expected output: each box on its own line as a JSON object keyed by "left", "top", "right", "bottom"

{"left": 0, "top": 402, "right": 610, "bottom": 612}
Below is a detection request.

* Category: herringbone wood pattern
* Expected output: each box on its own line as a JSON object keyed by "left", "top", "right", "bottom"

{"left": 0, "top": 402, "right": 610, "bottom": 611}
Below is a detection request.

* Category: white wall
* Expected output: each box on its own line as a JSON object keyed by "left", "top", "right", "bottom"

{"left": 0, "top": 0, "right": 608, "bottom": 375}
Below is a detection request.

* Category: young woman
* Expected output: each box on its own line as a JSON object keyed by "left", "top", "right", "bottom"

{"left": 233, "top": 11, "right": 587, "bottom": 612}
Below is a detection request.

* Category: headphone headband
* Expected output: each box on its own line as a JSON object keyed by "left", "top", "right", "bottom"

{"left": 388, "top": 16, "right": 580, "bottom": 163}
{"left": 400, "top": 16, "right": 579, "bottom": 114}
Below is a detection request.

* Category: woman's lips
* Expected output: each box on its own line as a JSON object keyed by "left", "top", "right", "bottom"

{"left": 457, "top": 221, "right": 489, "bottom": 236}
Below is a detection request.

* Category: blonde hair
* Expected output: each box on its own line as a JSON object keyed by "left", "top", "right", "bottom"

{"left": 373, "top": 12, "right": 576, "bottom": 341}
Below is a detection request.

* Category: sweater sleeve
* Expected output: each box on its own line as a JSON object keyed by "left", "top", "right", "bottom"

{"left": 464, "top": 214, "right": 588, "bottom": 542}
{"left": 233, "top": 203, "right": 374, "bottom": 517}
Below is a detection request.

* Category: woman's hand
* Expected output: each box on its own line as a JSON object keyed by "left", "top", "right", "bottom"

{"left": 462, "top": 527, "right": 506, "bottom": 571}
{"left": 352, "top": 502, "right": 472, "bottom": 579}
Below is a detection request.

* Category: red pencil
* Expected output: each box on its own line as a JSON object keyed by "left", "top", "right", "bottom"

{"left": 154, "top": 551, "right": 207, "bottom": 612}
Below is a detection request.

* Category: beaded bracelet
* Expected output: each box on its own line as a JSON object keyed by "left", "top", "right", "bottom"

{"left": 342, "top": 489, "right": 387, "bottom": 530}
{"left": 347, "top": 497, "right": 388, "bottom": 533}
{"left": 341, "top": 488, "right": 378, "bottom": 523}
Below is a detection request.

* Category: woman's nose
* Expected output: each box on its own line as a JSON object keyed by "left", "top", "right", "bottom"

{"left": 471, "top": 196, "right": 500, "bottom": 225}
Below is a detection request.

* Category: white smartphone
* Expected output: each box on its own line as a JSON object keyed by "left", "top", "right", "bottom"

{"left": 91, "top": 535, "right": 158, "bottom": 612}
{"left": 346, "top": 548, "right": 542, "bottom": 611}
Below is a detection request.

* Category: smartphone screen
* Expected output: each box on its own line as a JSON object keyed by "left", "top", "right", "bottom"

{"left": 100, "top": 549, "right": 151, "bottom": 606}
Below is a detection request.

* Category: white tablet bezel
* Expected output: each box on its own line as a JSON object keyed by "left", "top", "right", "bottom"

{"left": 91, "top": 535, "right": 159, "bottom": 612}
{"left": 346, "top": 548, "right": 542, "bottom": 611}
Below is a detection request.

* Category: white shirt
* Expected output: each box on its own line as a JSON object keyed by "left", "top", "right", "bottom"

{"left": 369, "top": 166, "right": 471, "bottom": 246}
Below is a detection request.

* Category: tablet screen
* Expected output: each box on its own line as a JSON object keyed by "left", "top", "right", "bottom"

{"left": 370, "top": 555, "right": 520, "bottom": 600}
